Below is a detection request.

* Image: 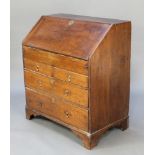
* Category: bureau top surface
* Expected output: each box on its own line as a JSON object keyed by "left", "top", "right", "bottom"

{"left": 23, "top": 14, "right": 129, "bottom": 60}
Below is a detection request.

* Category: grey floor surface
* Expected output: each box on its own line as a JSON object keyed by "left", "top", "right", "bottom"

{"left": 11, "top": 92, "right": 144, "bottom": 155}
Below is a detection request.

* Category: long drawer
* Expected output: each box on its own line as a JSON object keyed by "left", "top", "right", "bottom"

{"left": 23, "top": 46, "right": 88, "bottom": 75}
{"left": 26, "top": 88, "right": 88, "bottom": 131}
{"left": 24, "top": 58, "right": 88, "bottom": 88}
{"left": 24, "top": 70, "right": 88, "bottom": 108}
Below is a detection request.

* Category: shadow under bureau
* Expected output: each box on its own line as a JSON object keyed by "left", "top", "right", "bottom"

{"left": 22, "top": 14, "right": 131, "bottom": 149}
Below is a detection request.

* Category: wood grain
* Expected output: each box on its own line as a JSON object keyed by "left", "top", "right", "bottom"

{"left": 26, "top": 88, "right": 88, "bottom": 131}
{"left": 23, "top": 16, "right": 111, "bottom": 60}
{"left": 24, "top": 58, "right": 88, "bottom": 88}
{"left": 51, "top": 14, "right": 129, "bottom": 24}
{"left": 89, "top": 22, "right": 131, "bottom": 133}
{"left": 24, "top": 70, "right": 88, "bottom": 107}
{"left": 22, "top": 14, "right": 131, "bottom": 149}
{"left": 23, "top": 46, "right": 88, "bottom": 75}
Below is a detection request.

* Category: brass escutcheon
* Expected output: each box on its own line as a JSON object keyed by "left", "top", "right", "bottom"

{"left": 51, "top": 97, "right": 55, "bottom": 103}
{"left": 67, "top": 75, "right": 71, "bottom": 82}
{"left": 50, "top": 78, "right": 55, "bottom": 85}
{"left": 68, "top": 20, "right": 74, "bottom": 26}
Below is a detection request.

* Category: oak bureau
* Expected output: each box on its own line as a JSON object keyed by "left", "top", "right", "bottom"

{"left": 22, "top": 14, "right": 131, "bottom": 149}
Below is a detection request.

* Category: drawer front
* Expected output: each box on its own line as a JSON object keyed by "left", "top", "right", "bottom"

{"left": 23, "top": 46, "right": 88, "bottom": 75}
{"left": 24, "top": 70, "right": 88, "bottom": 107}
{"left": 26, "top": 88, "right": 88, "bottom": 131}
{"left": 24, "top": 58, "right": 88, "bottom": 88}
{"left": 24, "top": 58, "right": 54, "bottom": 77}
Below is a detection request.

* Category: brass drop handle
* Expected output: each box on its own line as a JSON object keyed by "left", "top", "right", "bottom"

{"left": 67, "top": 75, "right": 71, "bottom": 82}
{"left": 64, "top": 111, "right": 71, "bottom": 118}
{"left": 37, "top": 101, "right": 43, "bottom": 107}
{"left": 64, "top": 89, "right": 71, "bottom": 96}
{"left": 36, "top": 64, "right": 39, "bottom": 71}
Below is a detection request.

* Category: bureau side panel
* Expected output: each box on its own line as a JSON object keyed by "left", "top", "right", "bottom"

{"left": 89, "top": 22, "right": 131, "bottom": 132}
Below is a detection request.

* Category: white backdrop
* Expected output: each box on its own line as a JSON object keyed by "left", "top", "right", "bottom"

{"left": 11, "top": 0, "right": 144, "bottom": 154}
